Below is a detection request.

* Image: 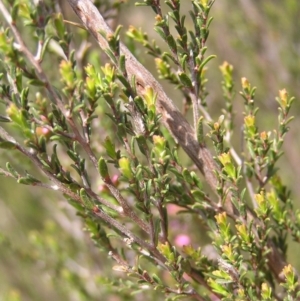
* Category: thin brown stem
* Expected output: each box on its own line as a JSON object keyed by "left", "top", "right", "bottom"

{"left": 92, "top": 208, "right": 166, "bottom": 265}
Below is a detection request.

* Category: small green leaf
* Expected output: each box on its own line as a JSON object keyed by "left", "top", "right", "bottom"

{"left": 28, "top": 79, "right": 45, "bottom": 86}
{"left": 40, "top": 36, "right": 53, "bottom": 61}
{"left": 199, "top": 54, "right": 216, "bottom": 71}
{"left": 178, "top": 71, "right": 192, "bottom": 88}
{"left": 136, "top": 135, "right": 148, "bottom": 156}
{"left": 179, "top": 53, "right": 188, "bottom": 70}
{"left": 104, "top": 136, "right": 117, "bottom": 159}
{"left": 182, "top": 168, "right": 193, "bottom": 185}
{"left": 119, "top": 54, "right": 126, "bottom": 74}
{"left": 17, "top": 173, "right": 41, "bottom": 185}
{"left": 11, "top": 4, "right": 19, "bottom": 22}
{"left": 17, "top": 177, "right": 35, "bottom": 185}
{"left": 6, "top": 162, "right": 19, "bottom": 178}
{"left": 153, "top": 218, "right": 160, "bottom": 246}
{"left": 196, "top": 116, "right": 204, "bottom": 145}
{"left": 118, "top": 157, "right": 133, "bottom": 180}
{"left": 166, "top": 34, "right": 177, "bottom": 53}
{"left": 117, "top": 123, "right": 127, "bottom": 139}
{"left": 154, "top": 26, "right": 166, "bottom": 40}
{"left": 98, "top": 157, "right": 109, "bottom": 180}
{"left": 0, "top": 140, "right": 16, "bottom": 149}
{"left": 152, "top": 273, "right": 163, "bottom": 284}
{"left": 67, "top": 149, "right": 78, "bottom": 162}
{"left": 80, "top": 188, "right": 94, "bottom": 209}
{"left": 53, "top": 13, "right": 66, "bottom": 39}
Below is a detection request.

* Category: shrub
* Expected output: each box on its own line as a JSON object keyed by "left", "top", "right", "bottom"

{"left": 0, "top": 0, "right": 299, "bottom": 300}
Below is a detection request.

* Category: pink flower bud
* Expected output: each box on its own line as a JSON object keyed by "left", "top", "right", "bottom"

{"left": 175, "top": 234, "right": 191, "bottom": 247}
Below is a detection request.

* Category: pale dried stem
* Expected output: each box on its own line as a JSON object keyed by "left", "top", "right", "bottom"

{"left": 93, "top": 208, "right": 166, "bottom": 265}
{"left": 0, "top": 126, "right": 82, "bottom": 203}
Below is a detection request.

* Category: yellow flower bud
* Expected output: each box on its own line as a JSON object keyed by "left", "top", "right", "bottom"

{"left": 241, "top": 77, "right": 250, "bottom": 90}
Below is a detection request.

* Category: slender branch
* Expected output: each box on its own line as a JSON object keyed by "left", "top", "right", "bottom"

{"left": 84, "top": 187, "right": 122, "bottom": 213}
{"left": 0, "top": 129, "right": 82, "bottom": 203}
{"left": 0, "top": 126, "right": 119, "bottom": 213}
{"left": 92, "top": 207, "right": 166, "bottom": 265}
{"left": 0, "top": 167, "right": 69, "bottom": 191}
{"left": 0, "top": 167, "right": 14, "bottom": 178}
{"left": 104, "top": 178, "right": 151, "bottom": 234}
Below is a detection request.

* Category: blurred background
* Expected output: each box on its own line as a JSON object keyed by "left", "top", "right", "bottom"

{"left": 1, "top": 0, "right": 300, "bottom": 300}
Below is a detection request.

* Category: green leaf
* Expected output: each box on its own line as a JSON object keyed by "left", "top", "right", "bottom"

{"left": 154, "top": 26, "right": 166, "bottom": 41}
{"left": 6, "top": 162, "right": 19, "bottom": 178}
{"left": 0, "top": 140, "right": 16, "bottom": 149}
{"left": 136, "top": 135, "right": 148, "bottom": 156}
{"left": 40, "top": 35, "right": 53, "bottom": 61}
{"left": 178, "top": 71, "right": 192, "bottom": 88}
{"left": 199, "top": 54, "right": 216, "bottom": 71}
{"left": 98, "top": 157, "right": 109, "bottom": 180}
{"left": 27, "top": 79, "right": 45, "bottom": 86}
{"left": 182, "top": 168, "right": 193, "bottom": 185}
{"left": 17, "top": 172, "right": 41, "bottom": 185}
{"left": 67, "top": 149, "right": 78, "bottom": 162}
{"left": 104, "top": 136, "right": 117, "bottom": 159}
{"left": 118, "top": 157, "right": 133, "bottom": 180}
{"left": 17, "top": 177, "right": 35, "bottom": 185}
{"left": 80, "top": 188, "right": 94, "bottom": 209}
{"left": 166, "top": 34, "right": 177, "bottom": 53}
{"left": 153, "top": 218, "right": 160, "bottom": 246}
{"left": 196, "top": 116, "right": 204, "bottom": 145}
{"left": 53, "top": 13, "right": 66, "bottom": 39}
{"left": 11, "top": 4, "right": 19, "bottom": 22}
{"left": 119, "top": 54, "right": 126, "bottom": 74}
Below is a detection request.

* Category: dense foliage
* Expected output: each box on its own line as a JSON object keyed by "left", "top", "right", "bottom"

{"left": 0, "top": 1, "right": 300, "bottom": 300}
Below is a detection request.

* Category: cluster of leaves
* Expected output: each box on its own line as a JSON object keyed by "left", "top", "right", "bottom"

{"left": 130, "top": 0, "right": 215, "bottom": 127}
{"left": 0, "top": 0, "right": 300, "bottom": 300}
